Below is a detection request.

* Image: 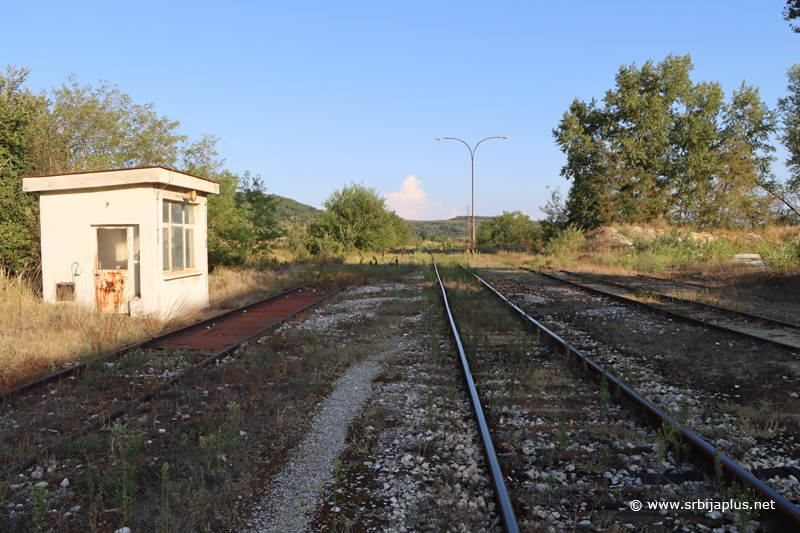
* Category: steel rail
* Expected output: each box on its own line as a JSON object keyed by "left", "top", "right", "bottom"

{"left": 0, "top": 285, "right": 307, "bottom": 401}
{"left": 527, "top": 268, "right": 800, "bottom": 353}
{"left": 558, "top": 269, "right": 800, "bottom": 332}
{"left": 0, "top": 286, "right": 347, "bottom": 481}
{"left": 461, "top": 265, "right": 800, "bottom": 530}
{"left": 432, "top": 257, "right": 519, "bottom": 533}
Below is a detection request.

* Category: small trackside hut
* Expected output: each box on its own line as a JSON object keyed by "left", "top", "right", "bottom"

{"left": 22, "top": 166, "right": 219, "bottom": 320}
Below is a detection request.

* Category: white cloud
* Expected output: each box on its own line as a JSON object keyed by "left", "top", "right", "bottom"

{"left": 449, "top": 207, "right": 457, "bottom": 219}
{"left": 384, "top": 176, "right": 446, "bottom": 220}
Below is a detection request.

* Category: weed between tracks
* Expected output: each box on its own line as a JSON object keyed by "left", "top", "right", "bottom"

{"left": 433, "top": 258, "right": 768, "bottom": 532}
{"left": 0, "top": 262, "right": 428, "bottom": 532}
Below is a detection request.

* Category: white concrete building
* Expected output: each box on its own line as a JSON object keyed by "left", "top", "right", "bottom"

{"left": 22, "top": 166, "right": 219, "bottom": 319}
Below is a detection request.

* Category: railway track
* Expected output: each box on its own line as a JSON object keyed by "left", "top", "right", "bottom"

{"left": 630, "top": 272, "right": 800, "bottom": 310}
{"left": 532, "top": 268, "right": 800, "bottom": 352}
{"left": 0, "top": 286, "right": 341, "bottom": 479}
{"left": 432, "top": 257, "right": 800, "bottom": 531}
{"left": 1, "top": 286, "right": 330, "bottom": 402}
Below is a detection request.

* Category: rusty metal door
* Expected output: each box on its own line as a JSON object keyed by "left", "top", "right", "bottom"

{"left": 94, "top": 226, "right": 135, "bottom": 313}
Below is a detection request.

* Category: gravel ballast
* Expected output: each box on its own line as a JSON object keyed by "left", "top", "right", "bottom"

{"left": 246, "top": 356, "right": 384, "bottom": 532}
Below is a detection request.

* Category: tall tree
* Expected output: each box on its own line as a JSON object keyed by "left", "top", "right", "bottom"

{"left": 553, "top": 54, "right": 778, "bottom": 228}
{"left": 182, "top": 136, "right": 283, "bottom": 267}
{"left": 0, "top": 66, "right": 49, "bottom": 273}
{"left": 774, "top": 63, "right": 800, "bottom": 219}
{"left": 51, "top": 76, "right": 187, "bottom": 172}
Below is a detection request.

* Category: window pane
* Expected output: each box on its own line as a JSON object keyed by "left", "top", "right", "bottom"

{"left": 162, "top": 228, "right": 170, "bottom": 271}
{"left": 163, "top": 201, "right": 170, "bottom": 223}
{"left": 97, "top": 228, "right": 128, "bottom": 270}
{"left": 171, "top": 226, "right": 184, "bottom": 270}
{"left": 185, "top": 204, "right": 194, "bottom": 225}
{"left": 185, "top": 228, "right": 195, "bottom": 268}
{"left": 171, "top": 203, "right": 183, "bottom": 225}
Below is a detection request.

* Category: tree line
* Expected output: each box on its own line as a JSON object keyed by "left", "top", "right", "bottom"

{"left": 551, "top": 55, "right": 800, "bottom": 230}
{"left": 0, "top": 68, "right": 413, "bottom": 274}
{"left": 0, "top": 67, "right": 285, "bottom": 273}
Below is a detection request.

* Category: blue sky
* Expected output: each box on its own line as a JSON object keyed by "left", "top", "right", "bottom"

{"left": 4, "top": 1, "right": 798, "bottom": 220}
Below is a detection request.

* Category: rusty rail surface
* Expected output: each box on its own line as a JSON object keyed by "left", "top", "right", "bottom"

{"left": 432, "top": 257, "right": 520, "bottom": 533}
{"left": 0, "top": 286, "right": 346, "bottom": 480}
{"left": 462, "top": 265, "right": 800, "bottom": 531}
{"left": 0, "top": 285, "right": 308, "bottom": 401}
{"left": 529, "top": 268, "right": 800, "bottom": 353}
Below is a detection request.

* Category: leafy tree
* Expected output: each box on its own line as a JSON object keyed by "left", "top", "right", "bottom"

{"left": 0, "top": 66, "right": 50, "bottom": 273}
{"left": 387, "top": 210, "right": 413, "bottom": 246}
{"left": 779, "top": 64, "right": 800, "bottom": 184}
{"left": 207, "top": 170, "right": 254, "bottom": 267}
{"left": 184, "top": 137, "right": 283, "bottom": 267}
{"left": 540, "top": 186, "right": 569, "bottom": 240}
{"left": 205, "top": 171, "right": 284, "bottom": 267}
{"left": 553, "top": 54, "right": 778, "bottom": 229}
{"left": 239, "top": 172, "right": 283, "bottom": 254}
{"left": 773, "top": 63, "right": 800, "bottom": 220}
{"left": 476, "top": 211, "right": 540, "bottom": 249}
{"left": 51, "top": 75, "right": 187, "bottom": 172}
{"left": 308, "top": 182, "right": 410, "bottom": 253}
{"left": 784, "top": 0, "right": 800, "bottom": 33}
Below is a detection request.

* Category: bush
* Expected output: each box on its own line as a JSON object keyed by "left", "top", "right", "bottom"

{"left": 632, "top": 230, "right": 743, "bottom": 263}
{"left": 476, "top": 210, "right": 541, "bottom": 251}
{"left": 759, "top": 237, "right": 800, "bottom": 270}
{"left": 308, "top": 182, "right": 411, "bottom": 253}
{"left": 542, "top": 224, "right": 586, "bottom": 257}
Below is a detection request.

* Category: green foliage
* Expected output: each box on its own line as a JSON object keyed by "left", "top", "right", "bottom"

{"left": 553, "top": 54, "right": 779, "bottom": 229}
{"left": 406, "top": 216, "right": 491, "bottom": 241}
{"left": 160, "top": 463, "right": 170, "bottom": 533}
{"left": 774, "top": 63, "right": 800, "bottom": 221}
{"left": 104, "top": 420, "right": 142, "bottom": 522}
{"left": 182, "top": 136, "right": 283, "bottom": 268}
{"left": 540, "top": 186, "right": 569, "bottom": 239}
{"left": 758, "top": 236, "right": 800, "bottom": 270}
{"left": 784, "top": 1, "right": 800, "bottom": 33}
{"left": 51, "top": 75, "right": 187, "bottom": 172}
{"left": 28, "top": 482, "right": 50, "bottom": 533}
{"left": 726, "top": 480, "right": 760, "bottom": 527}
{"left": 0, "top": 69, "right": 284, "bottom": 274}
{"left": 476, "top": 210, "right": 541, "bottom": 250}
{"left": 0, "top": 66, "right": 48, "bottom": 273}
{"left": 271, "top": 194, "right": 322, "bottom": 224}
{"left": 542, "top": 224, "right": 586, "bottom": 257}
{"left": 307, "top": 182, "right": 411, "bottom": 253}
{"left": 632, "top": 230, "right": 742, "bottom": 263}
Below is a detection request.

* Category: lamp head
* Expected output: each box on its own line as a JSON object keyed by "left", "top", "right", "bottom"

{"left": 436, "top": 138, "right": 442, "bottom": 141}
{"left": 502, "top": 136, "right": 508, "bottom": 139}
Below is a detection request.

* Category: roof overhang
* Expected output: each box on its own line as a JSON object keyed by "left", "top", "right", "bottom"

{"left": 22, "top": 166, "right": 219, "bottom": 195}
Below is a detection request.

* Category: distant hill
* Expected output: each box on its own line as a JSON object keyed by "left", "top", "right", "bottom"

{"left": 268, "top": 195, "right": 493, "bottom": 241}
{"left": 406, "top": 216, "right": 493, "bottom": 241}
{"left": 269, "top": 195, "right": 323, "bottom": 223}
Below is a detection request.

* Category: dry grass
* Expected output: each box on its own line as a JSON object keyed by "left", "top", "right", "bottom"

{"left": 208, "top": 264, "right": 315, "bottom": 310}
{"left": 0, "top": 257, "right": 422, "bottom": 391}
{"left": 0, "top": 269, "right": 168, "bottom": 390}
{"left": 0, "top": 264, "right": 319, "bottom": 391}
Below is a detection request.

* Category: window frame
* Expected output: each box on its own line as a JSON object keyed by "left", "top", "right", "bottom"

{"left": 162, "top": 199, "right": 197, "bottom": 274}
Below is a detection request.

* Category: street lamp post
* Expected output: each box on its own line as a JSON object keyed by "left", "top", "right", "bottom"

{"left": 436, "top": 136, "right": 507, "bottom": 258}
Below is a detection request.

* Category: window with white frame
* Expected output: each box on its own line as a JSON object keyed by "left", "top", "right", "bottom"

{"left": 162, "top": 200, "right": 195, "bottom": 272}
